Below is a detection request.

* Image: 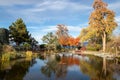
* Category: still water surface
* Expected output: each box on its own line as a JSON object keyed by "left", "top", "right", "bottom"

{"left": 0, "top": 53, "right": 120, "bottom": 80}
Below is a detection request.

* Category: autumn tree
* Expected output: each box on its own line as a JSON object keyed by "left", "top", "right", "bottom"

{"left": 87, "top": 0, "right": 117, "bottom": 52}
{"left": 68, "top": 37, "right": 80, "bottom": 47}
{"left": 79, "top": 27, "right": 94, "bottom": 42}
{"left": 9, "top": 18, "right": 31, "bottom": 46}
{"left": 56, "top": 24, "right": 70, "bottom": 46}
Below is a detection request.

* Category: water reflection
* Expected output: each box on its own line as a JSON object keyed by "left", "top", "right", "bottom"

{"left": 41, "top": 55, "right": 68, "bottom": 79}
{"left": 0, "top": 54, "right": 120, "bottom": 80}
{"left": 0, "top": 58, "right": 36, "bottom": 80}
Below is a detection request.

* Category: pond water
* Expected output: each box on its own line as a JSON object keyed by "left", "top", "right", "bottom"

{"left": 0, "top": 53, "right": 120, "bottom": 80}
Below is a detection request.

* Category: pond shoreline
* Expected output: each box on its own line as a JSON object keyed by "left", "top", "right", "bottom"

{"left": 82, "top": 51, "right": 120, "bottom": 59}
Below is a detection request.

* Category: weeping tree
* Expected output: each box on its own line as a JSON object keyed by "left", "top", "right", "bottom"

{"left": 88, "top": 0, "right": 117, "bottom": 52}
{"left": 9, "top": 18, "right": 31, "bottom": 46}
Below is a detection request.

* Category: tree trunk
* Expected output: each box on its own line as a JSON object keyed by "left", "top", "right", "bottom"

{"left": 102, "top": 31, "right": 106, "bottom": 52}
{"left": 115, "top": 47, "right": 118, "bottom": 57}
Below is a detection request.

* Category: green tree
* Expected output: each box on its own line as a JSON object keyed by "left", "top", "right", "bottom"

{"left": 29, "top": 37, "right": 38, "bottom": 50}
{"left": 42, "top": 32, "right": 59, "bottom": 51}
{"left": 9, "top": 18, "right": 30, "bottom": 46}
{"left": 88, "top": 0, "right": 117, "bottom": 52}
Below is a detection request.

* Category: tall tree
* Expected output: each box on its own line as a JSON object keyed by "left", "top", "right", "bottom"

{"left": 89, "top": 0, "right": 117, "bottom": 52}
{"left": 56, "top": 24, "right": 70, "bottom": 46}
{"left": 9, "top": 18, "right": 30, "bottom": 46}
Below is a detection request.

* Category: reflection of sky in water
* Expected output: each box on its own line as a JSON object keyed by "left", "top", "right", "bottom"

{"left": 113, "top": 72, "right": 120, "bottom": 80}
{"left": 23, "top": 59, "right": 48, "bottom": 80}
{"left": 67, "top": 65, "right": 89, "bottom": 80}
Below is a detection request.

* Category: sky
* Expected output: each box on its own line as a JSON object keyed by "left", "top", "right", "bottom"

{"left": 0, "top": 0, "right": 120, "bottom": 44}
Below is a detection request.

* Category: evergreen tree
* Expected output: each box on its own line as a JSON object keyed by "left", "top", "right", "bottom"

{"left": 9, "top": 18, "right": 30, "bottom": 46}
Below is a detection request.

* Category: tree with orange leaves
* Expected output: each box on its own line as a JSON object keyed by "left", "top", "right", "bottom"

{"left": 68, "top": 37, "right": 80, "bottom": 47}
{"left": 56, "top": 24, "right": 70, "bottom": 46}
{"left": 56, "top": 24, "right": 80, "bottom": 49}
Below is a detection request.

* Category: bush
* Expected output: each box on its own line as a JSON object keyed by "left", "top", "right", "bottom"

{"left": 23, "top": 43, "right": 31, "bottom": 50}
{"left": 16, "top": 51, "right": 26, "bottom": 58}
{"left": 86, "top": 44, "right": 102, "bottom": 51}
{"left": 0, "top": 45, "right": 17, "bottom": 60}
{"left": 1, "top": 53, "right": 10, "bottom": 61}
{"left": 26, "top": 51, "right": 32, "bottom": 57}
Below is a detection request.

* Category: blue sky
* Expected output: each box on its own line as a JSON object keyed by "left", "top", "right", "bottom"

{"left": 0, "top": 0, "right": 120, "bottom": 43}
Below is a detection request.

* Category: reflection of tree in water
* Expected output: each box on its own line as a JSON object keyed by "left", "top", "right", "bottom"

{"left": 79, "top": 55, "right": 116, "bottom": 80}
{"left": 41, "top": 55, "right": 67, "bottom": 79}
{"left": 41, "top": 54, "right": 81, "bottom": 79}
{"left": 41, "top": 54, "right": 120, "bottom": 80}
{"left": 0, "top": 58, "right": 36, "bottom": 80}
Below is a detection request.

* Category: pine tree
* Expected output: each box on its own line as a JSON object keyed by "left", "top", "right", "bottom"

{"left": 9, "top": 18, "right": 30, "bottom": 46}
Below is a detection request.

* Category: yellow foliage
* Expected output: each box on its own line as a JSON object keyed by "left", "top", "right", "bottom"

{"left": 26, "top": 51, "right": 32, "bottom": 57}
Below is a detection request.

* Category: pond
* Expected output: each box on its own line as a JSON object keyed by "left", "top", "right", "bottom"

{"left": 0, "top": 53, "right": 120, "bottom": 80}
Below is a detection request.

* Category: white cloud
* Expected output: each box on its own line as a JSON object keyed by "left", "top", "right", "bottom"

{"left": 0, "top": 0, "right": 92, "bottom": 25}
{"left": 0, "top": 0, "right": 91, "bottom": 12}
{"left": 33, "top": 1, "right": 91, "bottom": 12}
{"left": 41, "top": 26, "right": 57, "bottom": 32}
{"left": 41, "top": 24, "right": 85, "bottom": 32}
{"left": 113, "top": 16, "right": 120, "bottom": 36}
{"left": 108, "top": 2, "right": 120, "bottom": 11}
{"left": 115, "top": 16, "right": 120, "bottom": 26}
{"left": 27, "top": 26, "right": 40, "bottom": 29}
{"left": 67, "top": 26, "right": 82, "bottom": 32}
{"left": 31, "top": 32, "right": 43, "bottom": 44}
{"left": 0, "top": 0, "right": 41, "bottom": 6}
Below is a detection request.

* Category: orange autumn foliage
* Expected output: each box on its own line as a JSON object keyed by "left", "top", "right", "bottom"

{"left": 59, "top": 56, "right": 80, "bottom": 66}
{"left": 68, "top": 37, "right": 80, "bottom": 46}
{"left": 56, "top": 24, "right": 80, "bottom": 46}
{"left": 58, "top": 37, "right": 80, "bottom": 46}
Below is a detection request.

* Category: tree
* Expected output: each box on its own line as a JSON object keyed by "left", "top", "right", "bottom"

{"left": 68, "top": 37, "right": 80, "bottom": 47}
{"left": 56, "top": 24, "right": 70, "bottom": 46}
{"left": 42, "top": 32, "right": 58, "bottom": 51}
{"left": 79, "top": 27, "right": 94, "bottom": 42}
{"left": 88, "top": 0, "right": 117, "bottom": 52}
{"left": 9, "top": 18, "right": 31, "bottom": 46}
{"left": 29, "top": 37, "right": 38, "bottom": 50}
{"left": 106, "top": 36, "right": 120, "bottom": 55}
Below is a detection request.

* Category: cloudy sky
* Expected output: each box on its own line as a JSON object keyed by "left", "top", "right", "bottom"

{"left": 0, "top": 0, "right": 120, "bottom": 43}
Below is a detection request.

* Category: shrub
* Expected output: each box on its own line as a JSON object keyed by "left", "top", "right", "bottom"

{"left": 1, "top": 53, "right": 10, "bottom": 61}
{"left": 26, "top": 51, "right": 32, "bottom": 57}
{"left": 0, "top": 45, "right": 16, "bottom": 60}
{"left": 23, "top": 43, "right": 31, "bottom": 50}
{"left": 86, "top": 43, "right": 102, "bottom": 51}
